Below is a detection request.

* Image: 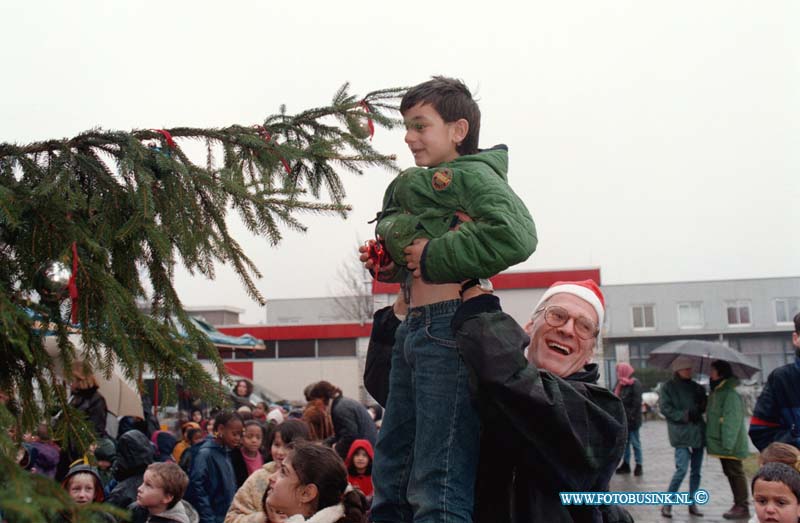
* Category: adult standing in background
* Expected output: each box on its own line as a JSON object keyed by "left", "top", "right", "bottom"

{"left": 707, "top": 360, "right": 751, "bottom": 520}
{"left": 306, "top": 381, "right": 377, "bottom": 461}
{"left": 659, "top": 356, "right": 707, "bottom": 518}
{"left": 614, "top": 362, "right": 643, "bottom": 476}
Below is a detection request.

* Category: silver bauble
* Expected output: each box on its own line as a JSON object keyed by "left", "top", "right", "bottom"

{"left": 35, "top": 261, "right": 72, "bottom": 301}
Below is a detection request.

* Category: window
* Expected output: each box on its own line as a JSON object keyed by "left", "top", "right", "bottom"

{"left": 677, "top": 302, "right": 704, "bottom": 329}
{"left": 277, "top": 340, "right": 316, "bottom": 358}
{"left": 318, "top": 339, "right": 357, "bottom": 357}
{"left": 631, "top": 304, "right": 656, "bottom": 329}
{"left": 726, "top": 300, "right": 751, "bottom": 326}
{"left": 775, "top": 298, "right": 800, "bottom": 324}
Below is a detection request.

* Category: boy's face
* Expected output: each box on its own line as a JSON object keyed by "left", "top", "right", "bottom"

{"left": 192, "top": 411, "right": 203, "bottom": 423}
{"left": 137, "top": 470, "right": 173, "bottom": 511}
{"left": 403, "top": 103, "right": 466, "bottom": 167}
{"left": 754, "top": 479, "right": 800, "bottom": 523}
{"left": 352, "top": 448, "right": 370, "bottom": 474}
{"left": 68, "top": 473, "right": 96, "bottom": 504}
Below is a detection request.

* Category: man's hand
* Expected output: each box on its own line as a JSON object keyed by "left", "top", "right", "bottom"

{"left": 403, "top": 238, "right": 429, "bottom": 278}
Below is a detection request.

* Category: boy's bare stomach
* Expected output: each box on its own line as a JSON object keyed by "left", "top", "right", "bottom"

{"left": 409, "top": 278, "right": 460, "bottom": 307}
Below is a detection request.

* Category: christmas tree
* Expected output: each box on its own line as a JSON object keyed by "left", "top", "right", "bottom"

{"left": 0, "top": 83, "right": 405, "bottom": 522}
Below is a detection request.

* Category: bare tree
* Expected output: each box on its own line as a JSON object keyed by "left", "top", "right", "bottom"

{"left": 332, "top": 253, "right": 375, "bottom": 325}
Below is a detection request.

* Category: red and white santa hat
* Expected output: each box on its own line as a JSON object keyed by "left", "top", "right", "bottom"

{"left": 533, "top": 279, "right": 605, "bottom": 328}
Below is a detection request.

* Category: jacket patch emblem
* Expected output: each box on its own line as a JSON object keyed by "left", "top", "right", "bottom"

{"left": 431, "top": 169, "right": 453, "bottom": 191}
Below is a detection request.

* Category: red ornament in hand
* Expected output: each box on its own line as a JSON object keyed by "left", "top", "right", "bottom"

{"left": 366, "top": 240, "right": 391, "bottom": 277}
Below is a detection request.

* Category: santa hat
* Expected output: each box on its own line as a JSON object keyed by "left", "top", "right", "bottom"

{"left": 533, "top": 280, "right": 605, "bottom": 328}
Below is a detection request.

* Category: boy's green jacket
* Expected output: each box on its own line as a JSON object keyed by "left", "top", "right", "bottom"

{"left": 706, "top": 377, "right": 750, "bottom": 459}
{"left": 374, "top": 145, "right": 537, "bottom": 283}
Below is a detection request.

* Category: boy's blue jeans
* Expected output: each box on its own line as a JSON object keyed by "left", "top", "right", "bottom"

{"left": 371, "top": 300, "right": 480, "bottom": 523}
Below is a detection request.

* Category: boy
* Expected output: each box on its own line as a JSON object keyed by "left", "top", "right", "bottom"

{"left": 360, "top": 77, "right": 536, "bottom": 523}
{"left": 131, "top": 462, "right": 198, "bottom": 523}
{"left": 751, "top": 462, "right": 800, "bottom": 523}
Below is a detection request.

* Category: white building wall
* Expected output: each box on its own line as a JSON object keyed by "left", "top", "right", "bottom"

{"left": 203, "top": 358, "right": 363, "bottom": 405}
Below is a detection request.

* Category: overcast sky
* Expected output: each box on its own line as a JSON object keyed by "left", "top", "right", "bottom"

{"left": 2, "top": 1, "right": 798, "bottom": 324}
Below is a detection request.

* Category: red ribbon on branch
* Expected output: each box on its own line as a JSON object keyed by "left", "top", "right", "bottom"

{"left": 68, "top": 241, "right": 79, "bottom": 324}
{"left": 153, "top": 129, "right": 176, "bottom": 148}
{"left": 359, "top": 100, "right": 375, "bottom": 140}
{"left": 254, "top": 126, "right": 292, "bottom": 174}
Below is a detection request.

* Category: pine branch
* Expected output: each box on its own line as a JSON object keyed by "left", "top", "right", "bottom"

{"left": 0, "top": 83, "right": 407, "bottom": 523}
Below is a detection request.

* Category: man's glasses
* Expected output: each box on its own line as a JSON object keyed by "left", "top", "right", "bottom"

{"left": 534, "top": 305, "right": 599, "bottom": 340}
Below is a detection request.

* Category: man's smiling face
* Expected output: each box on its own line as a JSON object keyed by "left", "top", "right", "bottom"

{"left": 527, "top": 293, "right": 598, "bottom": 377}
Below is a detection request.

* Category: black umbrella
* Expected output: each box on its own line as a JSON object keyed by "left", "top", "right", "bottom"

{"left": 648, "top": 339, "right": 761, "bottom": 379}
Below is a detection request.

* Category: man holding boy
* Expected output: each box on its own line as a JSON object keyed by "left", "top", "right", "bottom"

{"left": 361, "top": 77, "right": 536, "bottom": 523}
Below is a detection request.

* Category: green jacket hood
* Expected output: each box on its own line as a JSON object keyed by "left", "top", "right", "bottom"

{"left": 449, "top": 144, "right": 508, "bottom": 182}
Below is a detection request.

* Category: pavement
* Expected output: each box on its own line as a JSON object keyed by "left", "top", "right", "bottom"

{"left": 608, "top": 419, "right": 753, "bottom": 523}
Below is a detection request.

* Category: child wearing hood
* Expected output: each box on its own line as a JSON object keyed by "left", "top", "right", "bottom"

{"left": 151, "top": 431, "right": 178, "bottom": 463}
{"left": 106, "top": 430, "right": 155, "bottom": 509}
{"left": 344, "top": 439, "right": 373, "bottom": 500}
{"left": 60, "top": 464, "right": 115, "bottom": 523}
{"left": 130, "top": 462, "right": 199, "bottom": 523}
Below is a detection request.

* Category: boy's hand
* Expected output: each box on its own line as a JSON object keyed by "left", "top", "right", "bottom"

{"left": 404, "top": 238, "right": 429, "bottom": 278}
{"left": 359, "top": 241, "right": 397, "bottom": 279}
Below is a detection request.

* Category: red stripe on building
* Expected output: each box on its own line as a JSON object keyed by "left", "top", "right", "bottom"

{"left": 219, "top": 323, "right": 373, "bottom": 341}
{"left": 225, "top": 361, "right": 253, "bottom": 380}
{"left": 372, "top": 268, "right": 601, "bottom": 295}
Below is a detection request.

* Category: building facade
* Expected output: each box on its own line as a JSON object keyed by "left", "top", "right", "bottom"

{"left": 194, "top": 273, "right": 799, "bottom": 403}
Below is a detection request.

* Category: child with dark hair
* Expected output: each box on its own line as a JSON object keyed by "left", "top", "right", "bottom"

{"left": 751, "top": 462, "right": 800, "bottom": 523}
{"left": 253, "top": 403, "right": 268, "bottom": 423}
{"left": 267, "top": 441, "right": 368, "bottom": 523}
{"left": 358, "top": 76, "right": 537, "bottom": 522}
{"left": 225, "top": 420, "right": 311, "bottom": 523}
{"left": 232, "top": 421, "right": 268, "bottom": 487}
{"left": 344, "top": 440, "right": 373, "bottom": 500}
{"left": 185, "top": 411, "right": 243, "bottom": 523}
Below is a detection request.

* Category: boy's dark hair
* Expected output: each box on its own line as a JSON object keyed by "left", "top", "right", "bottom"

{"left": 214, "top": 410, "right": 242, "bottom": 428}
{"left": 147, "top": 462, "right": 189, "bottom": 509}
{"left": 400, "top": 76, "right": 481, "bottom": 156}
{"left": 288, "top": 441, "right": 368, "bottom": 522}
{"left": 794, "top": 311, "right": 800, "bottom": 334}
{"left": 751, "top": 462, "right": 800, "bottom": 502}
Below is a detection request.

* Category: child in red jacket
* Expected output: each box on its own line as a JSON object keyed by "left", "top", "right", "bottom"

{"left": 345, "top": 439, "right": 374, "bottom": 499}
